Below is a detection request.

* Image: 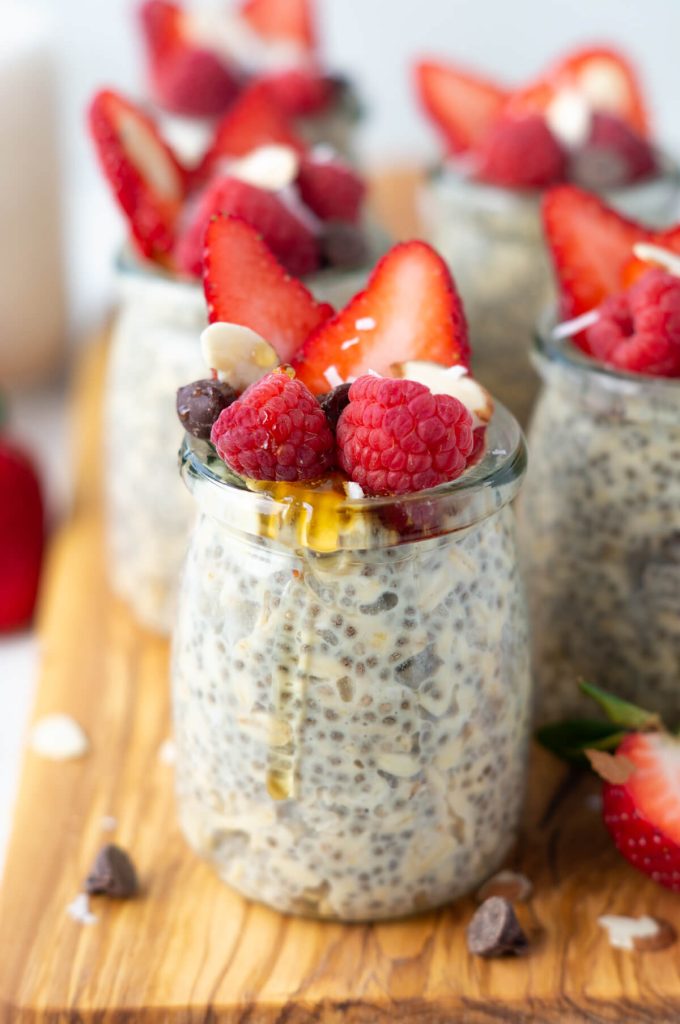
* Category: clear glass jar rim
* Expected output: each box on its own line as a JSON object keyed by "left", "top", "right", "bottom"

{"left": 180, "top": 398, "right": 526, "bottom": 521}
{"left": 534, "top": 308, "right": 680, "bottom": 398}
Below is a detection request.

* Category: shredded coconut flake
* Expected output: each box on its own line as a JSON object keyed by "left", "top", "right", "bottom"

{"left": 598, "top": 914, "right": 660, "bottom": 950}
{"left": 355, "top": 317, "right": 376, "bottom": 330}
{"left": 366, "top": 369, "right": 382, "bottom": 377}
{"left": 67, "top": 893, "right": 98, "bottom": 926}
{"left": 345, "top": 482, "right": 365, "bottom": 499}
{"left": 158, "top": 738, "right": 176, "bottom": 765}
{"left": 323, "top": 365, "right": 344, "bottom": 389}
{"left": 443, "top": 364, "right": 469, "bottom": 379}
{"left": 340, "top": 337, "right": 360, "bottom": 350}
{"left": 552, "top": 309, "right": 600, "bottom": 341}
{"left": 101, "top": 815, "right": 118, "bottom": 832}
{"left": 632, "top": 243, "right": 680, "bottom": 278}
{"left": 30, "top": 714, "right": 89, "bottom": 761}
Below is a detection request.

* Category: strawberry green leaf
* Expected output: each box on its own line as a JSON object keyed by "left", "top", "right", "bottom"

{"left": 536, "top": 719, "right": 628, "bottom": 763}
{"left": 579, "top": 680, "right": 662, "bottom": 731}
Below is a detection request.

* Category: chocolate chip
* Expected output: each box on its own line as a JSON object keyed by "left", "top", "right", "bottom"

{"left": 176, "top": 379, "right": 238, "bottom": 440}
{"left": 318, "top": 382, "right": 351, "bottom": 430}
{"left": 466, "top": 897, "right": 529, "bottom": 958}
{"left": 319, "top": 222, "right": 369, "bottom": 270}
{"left": 85, "top": 844, "right": 139, "bottom": 899}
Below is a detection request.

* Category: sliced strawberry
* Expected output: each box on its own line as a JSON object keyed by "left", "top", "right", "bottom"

{"left": 155, "top": 48, "right": 241, "bottom": 118}
{"left": 291, "top": 241, "right": 470, "bottom": 394}
{"left": 240, "top": 0, "right": 316, "bottom": 51}
{"left": 600, "top": 733, "right": 680, "bottom": 891}
{"left": 621, "top": 225, "right": 680, "bottom": 289}
{"left": 198, "top": 83, "right": 305, "bottom": 182}
{"left": 88, "top": 89, "right": 187, "bottom": 262}
{"left": 177, "top": 175, "right": 319, "bottom": 278}
{"left": 139, "top": 0, "right": 184, "bottom": 76}
{"left": 510, "top": 46, "right": 650, "bottom": 138}
{"left": 542, "top": 185, "right": 652, "bottom": 317}
{"left": 0, "top": 441, "right": 44, "bottom": 632}
{"left": 414, "top": 60, "right": 508, "bottom": 154}
{"left": 203, "top": 216, "right": 334, "bottom": 361}
{"left": 476, "top": 113, "right": 567, "bottom": 188}
{"left": 296, "top": 155, "right": 365, "bottom": 223}
{"left": 257, "top": 68, "right": 333, "bottom": 116}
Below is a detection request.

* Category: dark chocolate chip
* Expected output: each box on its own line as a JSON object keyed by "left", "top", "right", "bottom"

{"left": 466, "top": 896, "right": 529, "bottom": 958}
{"left": 318, "top": 382, "right": 351, "bottom": 431}
{"left": 319, "top": 222, "right": 369, "bottom": 270}
{"left": 85, "top": 844, "right": 139, "bottom": 899}
{"left": 177, "top": 379, "right": 238, "bottom": 440}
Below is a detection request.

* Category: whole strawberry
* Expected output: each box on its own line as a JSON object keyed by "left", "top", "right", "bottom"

{"left": 0, "top": 440, "right": 44, "bottom": 631}
{"left": 211, "top": 369, "right": 335, "bottom": 482}
{"left": 337, "top": 375, "right": 474, "bottom": 496}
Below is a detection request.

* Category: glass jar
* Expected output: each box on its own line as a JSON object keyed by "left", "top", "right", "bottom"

{"left": 171, "top": 405, "right": 531, "bottom": 921}
{"left": 518, "top": 321, "right": 680, "bottom": 725}
{"left": 104, "top": 243, "right": 387, "bottom": 634}
{"left": 418, "top": 159, "right": 680, "bottom": 428}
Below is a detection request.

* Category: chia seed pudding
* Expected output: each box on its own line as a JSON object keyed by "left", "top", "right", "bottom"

{"left": 418, "top": 161, "right": 680, "bottom": 428}
{"left": 518, "top": 322, "right": 680, "bottom": 724}
{"left": 105, "top": 248, "right": 383, "bottom": 633}
{"left": 171, "top": 405, "right": 531, "bottom": 921}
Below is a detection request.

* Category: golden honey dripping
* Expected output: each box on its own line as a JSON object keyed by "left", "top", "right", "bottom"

{"left": 247, "top": 475, "right": 363, "bottom": 553}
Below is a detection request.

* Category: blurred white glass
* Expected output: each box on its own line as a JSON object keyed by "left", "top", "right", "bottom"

{"left": 0, "top": 3, "right": 66, "bottom": 387}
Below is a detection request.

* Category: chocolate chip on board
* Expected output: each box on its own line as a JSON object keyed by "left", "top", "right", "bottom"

{"left": 177, "top": 379, "right": 238, "bottom": 440}
{"left": 85, "top": 844, "right": 139, "bottom": 899}
{"left": 466, "top": 896, "right": 529, "bottom": 958}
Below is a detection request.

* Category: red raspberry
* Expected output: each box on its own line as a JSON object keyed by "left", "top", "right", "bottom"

{"left": 336, "top": 376, "right": 474, "bottom": 496}
{"left": 475, "top": 114, "right": 567, "bottom": 189}
{"left": 211, "top": 370, "right": 335, "bottom": 482}
{"left": 570, "top": 112, "right": 657, "bottom": 189}
{"left": 585, "top": 269, "right": 680, "bottom": 377}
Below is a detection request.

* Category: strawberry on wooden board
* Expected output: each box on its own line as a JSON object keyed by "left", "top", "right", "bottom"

{"left": 202, "top": 216, "right": 334, "bottom": 362}
{"left": 291, "top": 241, "right": 470, "bottom": 394}
{"left": 177, "top": 175, "right": 319, "bottom": 278}
{"left": 414, "top": 60, "right": 508, "bottom": 154}
{"left": 198, "top": 84, "right": 305, "bottom": 181}
{"left": 88, "top": 89, "right": 187, "bottom": 262}
{"left": 296, "top": 154, "right": 365, "bottom": 223}
{"left": 543, "top": 186, "right": 680, "bottom": 318}
{"left": 240, "top": 0, "right": 316, "bottom": 51}
{"left": 0, "top": 440, "right": 44, "bottom": 632}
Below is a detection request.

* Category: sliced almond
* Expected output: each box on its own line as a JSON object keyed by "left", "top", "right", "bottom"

{"left": 476, "top": 870, "right": 533, "bottom": 904}
{"left": 391, "top": 360, "right": 494, "bottom": 428}
{"left": 201, "top": 322, "right": 279, "bottom": 391}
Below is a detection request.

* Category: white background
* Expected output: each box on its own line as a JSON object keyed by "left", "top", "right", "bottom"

{"left": 2, "top": 0, "right": 680, "bottom": 868}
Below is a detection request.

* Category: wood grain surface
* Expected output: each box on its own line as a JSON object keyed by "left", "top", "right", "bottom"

{"left": 1, "top": 170, "right": 680, "bottom": 1023}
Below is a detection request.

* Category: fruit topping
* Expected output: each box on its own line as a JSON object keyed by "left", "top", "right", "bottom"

{"left": 138, "top": 0, "right": 185, "bottom": 88}
{"left": 0, "top": 439, "right": 44, "bottom": 631}
{"left": 317, "top": 382, "right": 351, "bottom": 430}
{"left": 336, "top": 375, "right": 474, "bottom": 496}
{"left": 296, "top": 153, "right": 366, "bottom": 223}
{"left": 569, "top": 112, "right": 657, "bottom": 190}
{"left": 211, "top": 369, "right": 335, "bottom": 481}
{"left": 391, "top": 361, "right": 494, "bottom": 428}
{"left": 240, "top": 0, "right": 315, "bottom": 50}
{"left": 153, "top": 47, "right": 241, "bottom": 118}
{"left": 475, "top": 113, "right": 567, "bottom": 189}
{"left": 202, "top": 216, "right": 334, "bottom": 361}
{"left": 414, "top": 60, "right": 508, "bottom": 154}
{"left": 584, "top": 269, "right": 680, "bottom": 377}
{"left": 258, "top": 68, "right": 333, "bottom": 117}
{"left": 176, "top": 173, "right": 319, "bottom": 278}
{"left": 292, "top": 241, "right": 470, "bottom": 394}
{"left": 200, "top": 322, "right": 279, "bottom": 390}
{"left": 88, "top": 89, "right": 187, "bottom": 261}
{"left": 543, "top": 186, "right": 680, "bottom": 319}
{"left": 176, "top": 378, "right": 239, "bottom": 440}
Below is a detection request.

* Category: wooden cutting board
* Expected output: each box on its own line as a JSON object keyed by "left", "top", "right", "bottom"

{"left": 2, "top": 171, "right": 680, "bottom": 1024}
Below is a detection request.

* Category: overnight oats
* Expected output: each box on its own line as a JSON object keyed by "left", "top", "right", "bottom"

{"left": 171, "top": 223, "right": 531, "bottom": 920}
{"left": 519, "top": 186, "right": 680, "bottom": 723}
{"left": 415, "top": 46, "right": 680, "bottom": 426}
{"left": 89, "top": 89, "right": 384, "bottom": 632}
{"left": 137, "top": 0, "right": 361, "bottom": 166}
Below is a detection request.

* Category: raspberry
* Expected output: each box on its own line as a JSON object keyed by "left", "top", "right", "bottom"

{"left": 336, "top": 376, "right": 474, "bottom": 496}
{"left": 475, "top": 114, "right": 567, "bottom": 189}
{"left": 570, "top": 112, "right": 657, "bottom": 190}
{"left": 585, "top": 269, "right": 680, "bottom": 377}
{"left": 210, "top": 370, "right": 335, "bottom": 482}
